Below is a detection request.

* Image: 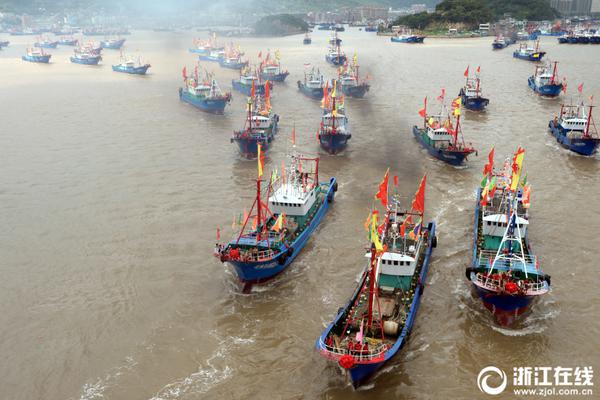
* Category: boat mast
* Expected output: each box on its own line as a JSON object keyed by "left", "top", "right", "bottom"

{"left": 551, "top": 61, "right": 557, "bottom": 85}
{"left": 256, "top": 178, "right": 262, "bottom": 243}
{"left": 585, "top": 105, "right": 593, "bottom": 137}
{"left": 366, "top": 245, "right": 377, "bottom": 330}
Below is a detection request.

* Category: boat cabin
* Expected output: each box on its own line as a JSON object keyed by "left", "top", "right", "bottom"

{"left": 240, "top": 75, "right": 258, "bottom": 85}
{"left": 306, "top": 79, "right": 322, "bottom": 89}
{"left": 268, "top": 183, "right": 317, "bottom": 217}
{"left": 377, "top": 251, "right": 417, "bottom": 292}
{"left": 262, "top": 65, "right": 279, "bottom": 75}
{"left": 249, "top": 115, "right": 271, "bottom": 129}
{"left": 322, "top": 113, "right": 347, "bottom": 129}
{"left": 482, "top": 213, "right": 528, "bottom": 250}
{"left": 426, "top": 125, "right": 453, "bottom": 148}
{"left": 559, "top": 116, "right": 587, "bottom": 132}
{"left": 340, "top": 75, "right": 357, "bottom": 87}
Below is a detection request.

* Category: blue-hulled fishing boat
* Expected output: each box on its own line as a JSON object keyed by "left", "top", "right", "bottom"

{"left": 215, "top": 153, "right": 337, "bottom": 290}
{"left": 513, "top": 41, "right": 546, "bottom": 61}
{"left": 548, "top": 101, "right": 599, "bottom": 155}
{"left": 70, "top": 51, "right": 102, "bottom": 65}
{"left": 413, "top": 96, "right": 477, "bottom": 166}
{"left": 0, "top": 40, "right": 9, "bottom": 48}
{"left": 318, "top": 82, "right": 351, "bottom": 154}
{"left": 219, "top": 48, "right": 248, "bottom": 70}
{"left": 391, "top": 33, "right": 425, "bottom": 43}
{"left": 528, "top": 61, "right": 564, "bottom": 97}
{"left": 328, "top": 32, "right": 342, "bottom": 46}
{"left": 459, "top": 66, "right": 489, "bottom": 111}
{"left": 199, "top": 48, "right": 224, "bottom": 62}
{"left": 232, "top": 67, "right": 271, "bottom": 96}
{"left": 297, "top": 66, "right": 325, "bottom": 99}
{"left": 112, "top": 56, "right": 151, "bottom": 75}
{"left": 100, "top": 38, "right": 126, "bottom": 49}
{"left": 259, "top": 51, "right": 289, "bottom": 82}
{"left": 336, "top": 53, "right": 370, "bottom": 98}
{"left": 22, "top": 48, "right": 51, "bottom": 63}
{"left": 58, "top": 37, "right": 78, "bottom": 46}
{"left": 303, "top": 33, "right": 312, "bottom": 45}
{"left": 492, "top": 35, "right": 514, "bottom": 49}
{"left": 325, "top": 41, "right": 347, "bottom": 66}
{"left": 317, "top": 174, "right": 436, "bottom": 387}
{"left": 76, "top": 42, "right": 102, "bottom": 55}
{"left": 179, "top": 66, "right": 232, "bottom": 114}
{"left": 34, "top": 38, "right": 58, "bottom": 49}
{"left": 467, "top": 148, "right": 550, "bottom": 326}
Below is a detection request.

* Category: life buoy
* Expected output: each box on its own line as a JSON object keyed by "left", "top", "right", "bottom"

{"left": 465, "top": 267, "right": 476, "bottom": 281}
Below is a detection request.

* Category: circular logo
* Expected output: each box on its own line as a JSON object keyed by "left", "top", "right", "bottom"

{"left": 477, "top": 366, "right": 507, "bottom": 395}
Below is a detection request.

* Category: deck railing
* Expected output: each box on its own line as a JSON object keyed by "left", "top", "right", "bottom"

{"left": 318, "top": 338, "right": 387, "bottom": 362}
{"left": 477, "top": 249, "right": 537, "bottom": 270}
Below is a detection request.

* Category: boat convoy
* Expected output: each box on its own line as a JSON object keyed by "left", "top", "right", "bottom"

{"left": 8, "top": 24, "right": 599, "bottom": 390}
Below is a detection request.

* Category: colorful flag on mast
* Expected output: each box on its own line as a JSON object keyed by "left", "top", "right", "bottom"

{"left": 257, "top": 144, "right": 264, "bottom": 178}
{"left": 411, "top": 175, "right": 426, "bottom": 214}
{"left": 371, "top": 211, "right": 383, "bottom": 251}
{"left": 418, "top": 96, "right": 427, "bottom": 118}
{"left": 375, "top": 169, "right": 390, "bottom": 209}
{"left": 464, "top": 66, "right": 469, "bottom": 77}
{"left": 578, "top": 83, "right": 584, "bottom": 93}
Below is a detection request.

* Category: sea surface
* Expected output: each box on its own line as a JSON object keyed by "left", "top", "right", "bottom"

{"left": 0, "top": 29, "right": 599, "bottom": 400}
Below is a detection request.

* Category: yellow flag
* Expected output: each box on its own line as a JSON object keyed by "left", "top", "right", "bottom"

{"left": 331, "top": 80, "right": 337, "bottom": 98}
{"left": 273, "top": 213, "right": 285, "bottom": 232}
{"left": 371, "top": 212, "right": 383, "bottom": 251}
{"left": 353, "top": 53, "right": 358, "bottom": 65}
{"left": 454, "top": 107, "right": 461, "bottom": 117}
{"left": 257, "top": 144, "right": 264, "bottom": 178}
{"left": 510, "top": 148, "right": 525, "bottom": 191}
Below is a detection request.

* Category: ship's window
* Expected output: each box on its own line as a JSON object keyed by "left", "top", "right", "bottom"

{"left": 394, "top": 261, "right": 399, "bottom": 266}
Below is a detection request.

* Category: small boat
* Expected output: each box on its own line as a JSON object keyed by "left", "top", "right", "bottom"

{"left": 303, "top": 33, "right": 312, "bottom": 45}
{"left": 100, "top": 38, "right": 126, "bottom": 49}
{"left": 459, "top": 66, "right": 489, "bottom": 111}
{"left": 214, "top": 153, "right": 337, "bottom": 289}
{"left": 336, "top": 54, "right": 370, "bottom": 98}
{"left": 516, "top": 31, "right": 530, "bottom": 41}
{"left": 231, "top": 86, "right": 278, "bottom": 157}
{"left": 189, "top": 41, "right": 212, "bottom": 55}
{"left": 325, "top": 42, "right": 347, "bottom": 66}
{"left": 333, "top": 24, "right": 345, "bottom": 32}
{"left": 58, "top": 37, "right": 78, "bottom": 46}
{"left": 259, "top": 51, "right": 289, "bottom": 82}
{"left": 179, "top": 66, "right": 232, "bottom": 114}
{"left": 199, "top": 48, "right": 224, "bottom": 62}
{"left": 22, "top": 48, "right": 51, "bottom": 63}
{"left": 317, "top": 174, "right": 436, "bottom": 387}
{"left": 232, "top": 67, "right": 272, "bottom": 96}
{"left": 318, "top": 23, "right": 333, "bottom": 30}
{"left": 548, "top": 100, "right": 599, "bottom": 156}
{"left": 112, "top": 56, "right": 151, "bottom": 75}
{"left": 70, "top": 51, "right": 102, "bottom": 65}
{"left": 466, "top": 148, "right": 550, "bottom": 326}
{"left": 219, "top": 55, "right": 248, "bottom": 69}
{"left": 34, "top": 38, "right": 58, "bottom": 49}
{"left": 0, "top": 40, "right": 9, "bottom": 48}
{"left": 328, "top": 32, "right": 342, "bottom": 46}
{"left": 318, "top": 82, "right": 351, "bottom": 154}
{"left": 297, "top": 66, "right": 325, "bottom": 99}
{"left": 492, "top": 35, "right": 513, "bottom": 49}
{"left": 513, "top": 41, "right": 546, "bottom": 61}
{"left": 413, "top": 96, "right": 477, "bottom": 165}
{"left": 76, "top": 42, "right": 102, "bottom": 55}
{"left": 364, "top": 25, "right": 378, "bottom": 32}
{"left": 391, "top": 29, "right": 425, "bottom": 43}
{"left": 528, "top": 61, "right": 564, "bottom": 97}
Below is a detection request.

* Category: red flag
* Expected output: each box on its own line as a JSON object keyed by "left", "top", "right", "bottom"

{"left": 264, "top": 80, "right": 270, "bottom": 99}
{"left": 464, "top": 66, "right": 469, "bottom": 77}
{"left": 291, "top": 126, "right": 296, "bottom": 145}
{"left": 562, "top": 82, "right": 567, "bottom": 94}
{"left": 578, "top": 83, "right": 584, "bottom": 93}
{"left": 375, "top": 169, "right": 389, "bottom": 209}
{"left": 437, "top": 89, "right": 445, "bottom": 102}
{"left": 182, "top": 66, "right": 187, "bottom": 80}
{"left": 393, "top": 175, "right": 398, "bottom": 187}
{"left": 216, "top": 227, "right": 221, "bottom": 241}
{"left": 411, "top": 175, "right": 426, "bottom": 214}
{"left": 418, "top": 96, "right": 427, "bottom": 118}
{"left": 250, "top": 79, "right": 255, "bottom": 98}
{"left": 258, "top": 51, "right": 262, "bottom": 58}
{"left": 476, "top": 66, "right": 481, "bottom": 74}
{"left": 485, "top": 147, "right": 495, "bottom": 174}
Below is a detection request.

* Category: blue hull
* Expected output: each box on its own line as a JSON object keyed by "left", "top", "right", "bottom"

{"left": 260, "top": 72, "right": 289, "bottom": 82}
{"left": 391, "top": 36, "right": 424, "bottom": 43}
{"left": 101, "top": 39, "right": 126, "bottom": 49}
{"left": 179, "top": 88, "right": 228, "bottom": 114}
{"left": 528, "top": 76, "right": 562, "bottom": 97}
{"left": 232, "top": 135, "right": 271, "bottom": 158}
{"left": 231, "top": 80, "right": 267, "bottom": 96}
{"left": 412, "top": 126, "right": 470, "bottom": 165}
{"left": 22, "top": 55, "right": 51, "bottom": 63}
{"left": 198, "top": 55, "right": 222, "bottom": 62}
{"left": 34, "top": 42, "right": 58, "bottom": 49}
{"left": 319, "top": 133, "right": 350, "bottom": 154}
{"left": 219, "top": 60, "right": 247, "bottom": 70}
{"left": 226, "top": 179, "right": 337, "bottom": 283}
{"left": 460, "top": 93, "right": 489, "bottom": 111}
{"left": 340, "top": 84, "right": 369, "bottom": 98}
{"left": 112, "top": 65, "right": 150, "bottom": 75}
{"left": 297, "top": 81, "right": 323, "bottom": 99}
{"left": 492, "top": 42, "right": 508, "bottom": 49}
{"left": 303, "top": 39, "right": 311, "bottom": 44}
{"left": 189, "top": 48, "right": 209, "bottom": 55}
{"left": 513, "top": 51, "right": 546, "bottom": 61}
{"left": 59, "top": 40, "right": 78, "bottom": 46}
{"left": 317, "top": 222, "right": 437, "bottom": 387}
{"left": 548, "top": 121, "right": 600, "bottom": 155}
{"left": 325, "top": 55, "right": 346, "bottom": 65}
{"left": 70, "top": 56, "right": 101, "bottom": 65}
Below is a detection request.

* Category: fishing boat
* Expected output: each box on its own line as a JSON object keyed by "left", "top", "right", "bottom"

{"left": 189, "top": 40, "right": 212, "bottom": 55}
{"left": 179, "top": 66, "right": 232, "bottom": 114}
{"left": 413, "top": 95, "right": 477, "bottom": 165}
{"left": 334, "top": 24, "right": 345, "bottom": 32}
{"left": 492, "top": 35, "right": 514, "bottom": 49}
{"left": 318, "top": 23, "right": 333, "bottom": 30}
{"left": 317, "top": 174, "right": 436, "bottom": 387}
{"left": 548, "top": 100, "right": 599, "bottom": 155}
{"left": 259, "top": 51, "right": 289, "bottom": 82}
{"left": 328, "top": 32, "right": 342, "bottom": 46}
{"left": 22, "top": 48, "right": 51, "bottom": 63}
{"left": 303, "top": 33, "right": 312, "bottom": 45}
{"left": 459, "top": 66, "right": 489, "bottom": 111}
{"left": 214, "top": 151, "right": 337, "bottom": 289}
{"left": 528, "top": 61, "right": 564, "bottom": 97}
{"left": 199, "top": 48, "right": 225, "bottom": 62}
{"left": 318, "top": 82, "right": 351, "bottom": 154}
{"left": 70, "top": 51, "right": 102, "bottom": 65}
{"left": 232, "top": 67, "right": 272, "bottom": 96}
{"left": 466, "top": 148, "right": 550, "bottom": 326}
{"left": 34, "top": 38, "right": 58, "bottom": 49}
{"left": 76, "top": 42, "right": 102, "bottom": 55}
{"left": 100, "top": 38, "right": 126, "bottom": 49}
{"left": 297, "top": 66, "right": 325, "bottom": 99}
{"left": 112, "top": 55, "right": 151, "bottom": 75}
{"left": 513, "top": 41, "right": 546, "bottom": 61}
{"left": 58, "top": 37, "right": 78, "bottom": 46}
{"left": 0, "top": 40, "right": 9, "bottom": 48}
{"left": 364, "top": 25, "right": 378, "bottom": 32}
{"left": 219, "top": 45, "right": 248, "bottom": 69}
{"left": 325, "top": 42, "right": 347, "bottom": 66}
{"left": 391, "top": 28, "right": 425, "bottom": 43}
{"left": 337, "top": 54, "right": 370, "bottom": 98}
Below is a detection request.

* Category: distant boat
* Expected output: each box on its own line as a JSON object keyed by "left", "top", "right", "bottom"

{"left": 325, "top": 42, "right": 347, "bottom": 66}
{"left": 22, "top": 48, "right": 51, "bottom": 63}
{"left": 336, "top": 54, "right": 370, "bottom": 98}
{"left": 214, "top": 153, "right": 337, "bottom": 290}
{"left": 34, "top": 38, "right": 58, "bottom": 49}
{"left": 112, "top": 55, "right": 151, "bottom": 75}
{"left": 333, "top": 24, "right": 345, "bottom": 32}
{"left": 58, "top": 37, "right": 78, "bottom": 46}
{"left": 259, "top": 51, "right": 289, "bottom": 82}
{"left": 528, "top": 61, "right": 564, "bottom": 97}
{"left": 189, "top": 33, "right": 223, "bottom": 54}
{"left": 219, "top": 55, "right": 248, "bottom": 69}
{"left": 70, "top": 51, "right": 102, "bottom": 65}
{"left": 199, "top": 48, "right": 224, "bottom": 62}
{"left": 303, "top": 33, "right": 312, "bottom": 45}
{"left": 76, "top": 42, "right": 102, "bottom": 55}
{"left": 318, "top": 23, "right": 333, "bottom": 30}
{"left": 297, "top": 66, "right": 325, "bottom": 99}
{"left": 0, "top": 40, "right": 9, "bottom": 48}
{"left": 391, "top": 29, "right": 425, "bottom": 43}
{"left": 467, "top": 148, "right": 550, "bottom": 326}
{"left": 513, "top": 41, "right": 545, "bottom": 61}
{"left": 317, "top": 173, "right": 436, "bottom": 387}
{"left": 100, "top": 38, "right": 126, "bottom": 49}
{"left": 232, "top": 67, "right": 271, "bottom": 96}
{"left": 179, "top": 66, "right": 232, "bottom": 114}
{"left": 459, "top": 66, "right": 489, "bottom": 111}
{"left": 364, "top": 25, "right": 378, "bottom": 32}
{"left": 318, "top": 82, "right": 351, "bottom": 154}
{"left": 492, "top": 35, "right": 513, "bottom": 49}
{"left": 548, "top": 100, "right": 599, "bottom": 155}
{"left": 328, "top": 32, "right": 342, "bottom": 46}
{"left": 413, "top": 95, "right": 476, "bottom": 165}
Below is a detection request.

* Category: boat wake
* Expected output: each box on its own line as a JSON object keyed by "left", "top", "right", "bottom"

{"left": 79, "top": 356, "right": 137, "bottom": 400}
